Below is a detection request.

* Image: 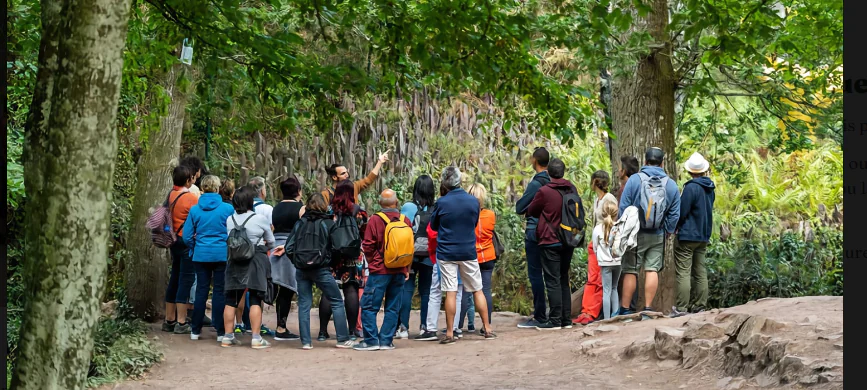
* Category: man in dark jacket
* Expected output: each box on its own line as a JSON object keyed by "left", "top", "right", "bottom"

{"left": 527, "top": 158, "right": 582, "bottom": 330}
{"left": 514, "top": 147, "right": 551, "bottom": 329}
{"left": 672, "top": 152, "right": 716, "bottom": 316}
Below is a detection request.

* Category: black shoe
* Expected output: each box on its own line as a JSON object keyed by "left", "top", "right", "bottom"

{"left": 690, "top": 306, "right": 706, "bottom": 313}
{"left": 317, "top": 331, "right": 330, "bottom": 341}
{"left": 161, "top": 321, "right": 177, "bottom": 332}
{"left": 414, "top": 331, "right": 439, "bottom": 341}
{"left": 202, "top": 315, "right": 212, "bottom": 326}
{"left": 274, "top": 330, "right": 301, "bottom": 341}
{"left": 535, "top": 321, "right": 562, "bottom": 330}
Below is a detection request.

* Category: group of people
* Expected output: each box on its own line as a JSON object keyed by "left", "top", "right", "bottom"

{"left": 155, "top": 144, "right": 715, "bottom": 350}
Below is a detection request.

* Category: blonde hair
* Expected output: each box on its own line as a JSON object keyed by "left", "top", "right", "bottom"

{"left": 601, "top": 199, "right": 619, "bottom": 245}
{"left": 201, "top": 175, "right": 221, "bottom": 193}
{"left": 467, "top": 183, "right": 487, "bottom": 209}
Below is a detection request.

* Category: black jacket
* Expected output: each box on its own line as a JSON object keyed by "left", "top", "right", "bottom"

{"left": 676, "top": 176, "right": 715, "bottom": 242}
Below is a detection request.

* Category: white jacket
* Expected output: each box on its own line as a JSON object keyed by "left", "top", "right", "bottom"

{"left": 609, "top": 206, "right": 640, "bottom": 260}
{"left": 593, "top": 224, "right": 619, "bottom": 266}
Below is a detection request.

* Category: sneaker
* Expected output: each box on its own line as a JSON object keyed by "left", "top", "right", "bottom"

{"left": 221, "top": 336, "right": 241, "bottom": 348}
{"left": 190, "top": 332, "right": 200, "bottom": 340}
{"left": 535, "top": 322, "right": 562, "bottom": 330}
{"left": 396, "top": 325, "right": 409, "bottom": 339}
{"left": 173, "top": 322, "right": 192, "bottom": 334}
{"left": 439, "top": 336, "right": 457, "bottom": 345}
{"left": 161, "top": 321, "right": 176, "bottom": 332}
{"left": 441, "top": 328, "right": 463, "bottom": 338}
{"left": 418, "top": 327, "right": 427, "bottom": 336}
{"left": 350, "top": 334, "right": 358, "bottom": 341}
{"left": 317, "top": 331, "right": 330, "bottom": 341}
{"left": 482, "top": 330, "right": 498, "bottom": 340}
{"left": 217, "top": 335, "right": 224, "bottom": 342}
{"left": 274, "top": 330, "right": 301, "bottom": 341}
{"left": 379, "top": 343, "right": 395, "bottom": 350}
{"left": 336, "top": 340, "right": 355, "bottom": 349}
{"left": 517, "top": 318, "right": 544, "bottom": 329}
{"left": 690, "top": 306, "right": 707, "bottom": 314}
{"left": 234, "top": 324, "right": 245, "bottom": 334}
{"left": 467, "top": 325, "right": 476, "bottom": 332}
{"left": 259, "top": 325, "right": 274, "bottom": 336}
{"left": 414, "top": 331, "right": 439, "bottom": 341}
{"left": 353, "top": 341, "right": 380, "bottom": 351}
{"left": 251, "top": 337, "right": 271, "bottom": 349}
{"left": 617, "top": 308, "right": 635, "bottom": 316}
{"left": 669, "top": 307, "right": 689, "bottom": 318}
{"left": 573, "top": 314, "right": 594, "bottom": 326}
{"left": 562, "top": 323, "right": 574, "bottom": 329}
{"left": 301, "top": 344, "right": 313, "bottom": 350}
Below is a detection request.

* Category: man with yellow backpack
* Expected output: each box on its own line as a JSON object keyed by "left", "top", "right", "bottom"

{"left": 355, "top": 189, "right": 414, "bottom": 351}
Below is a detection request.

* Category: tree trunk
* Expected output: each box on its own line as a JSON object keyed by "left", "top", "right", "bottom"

{"left": 607, "top": 0, "right": 677, "bottom": 314}
{"left": 124, "top": 63, "right": 195, "bottom": 320}
{"left": 12, "top": 0, "right": 132, "bottom": 388}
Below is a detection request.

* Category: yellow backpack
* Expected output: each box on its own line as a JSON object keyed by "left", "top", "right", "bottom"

{"left": 376, "top": 212, "right": 414, "bottom": 268}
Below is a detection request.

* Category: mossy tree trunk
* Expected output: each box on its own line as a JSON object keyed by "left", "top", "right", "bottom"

{"left": 13, "top": 0, "right": 132, "bottom": 388}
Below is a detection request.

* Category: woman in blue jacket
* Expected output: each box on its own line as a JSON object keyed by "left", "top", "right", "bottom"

{"left": 183, "top": 175, "right": 236, "bottom": 341}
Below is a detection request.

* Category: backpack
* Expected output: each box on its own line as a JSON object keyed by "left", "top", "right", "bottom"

{"left": 492, "top": 231, "right": 505, "bottom": 259}
{"left": 610, "top": 206, "right": 640, "bottom": 258}
{"left": 636, "top": 172, "right": 670, "bottom": 230}
{"left": 545, "top": 188, "right": 586, "bottom": 248}
{"left": 376, "top": 212, "right": 415, "bottom": 268}
{"left": 227, "top": 214, "right": 261, "bottom": 263}
{"left": 412, "top": 203, "right": 432, "bottom": 258}
{"left": 146, "top": 191, "right": 188, "bottom": 248}
{"left": 285, "top": 217, "right": 331, "bottom": 270}
{"left": 331, "top": 213, "right": 361, "bottom": 259}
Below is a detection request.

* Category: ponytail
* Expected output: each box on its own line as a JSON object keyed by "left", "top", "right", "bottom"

{"left": 600, "top": 199, "right": 619, "bottom": 246}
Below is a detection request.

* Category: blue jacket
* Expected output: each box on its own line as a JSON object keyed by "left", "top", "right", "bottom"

{"left": 676, "top": 176, "right": 715, "bottom": 242}
{"left": 515, "top": 170, "right": 550, "bottom": 240}
{"left": 430, "top": 188, "right": 480, "bottom": 261}
{"left": 618, "top": 166, "right": 680, "bottom": 235}
{"left": 182, "top": 193, "right": 236, "bottom": 262}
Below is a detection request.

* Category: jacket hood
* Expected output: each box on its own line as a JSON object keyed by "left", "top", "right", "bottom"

{"left": 198, "top": 193, "right": 223, "bottom": 211}
{"left": 546, "top": 178, "right": 575, "bottom": 190}
{"left": 304, "top": 210, "right": 331, "bottom": 221}
{"left": 640, "top": 165, "right": 668, "bottom": 178}
{"left": 687, "top": 176, "right": 715, "bottom": 190}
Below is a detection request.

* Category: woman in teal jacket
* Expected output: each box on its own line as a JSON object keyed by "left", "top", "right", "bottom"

{"left": 183, "top": 175, "right": 235, "bottom": 341}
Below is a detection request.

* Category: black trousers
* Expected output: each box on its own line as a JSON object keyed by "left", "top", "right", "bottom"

{"left": 540, "top": 245, "right": 574, "bottom": 326}
{"left": 274, "top": 284, "right": 295, "bottom": 329}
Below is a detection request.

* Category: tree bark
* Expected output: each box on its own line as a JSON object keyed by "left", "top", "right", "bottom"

{"left": 13, "top": 0, "right": 132, "bottom": 388}
{"left": 607, "top": 0, "right": 677, "bottom": 314}
{"left": 124, "top": 63, "right": 195, "bottom": 320}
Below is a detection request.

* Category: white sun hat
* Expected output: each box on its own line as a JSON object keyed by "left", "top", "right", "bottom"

{"left": 684, "top": 152, "right": 710, "bottom": 173}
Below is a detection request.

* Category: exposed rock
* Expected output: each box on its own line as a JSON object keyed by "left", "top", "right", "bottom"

{"left": 683, "top": 321, "right": 726, "bottom": 341}
{"left": 716, "top": 376, "right": 745, "bottom": 390}
{"left": 597, "top": 325, "right": 620, "bottom": 333}
{"left": 579, "top": 339, "right": 613, "bottom": 357}
{"left": 818, "top": 332, "right": 843, "bottom": 341}
{"left": 736, "top": 316, "right": 767, "bottom": 346}
{"left": 743, "top": 360, "right": 764, "bottom": 378}
{"left": 766, "top": 338, "right": 789, "bottom": 363}
{"left": 682, "top": 339, "right": 717, "bottom": 369}
{"left": 657, "top": 359, "right": 680, "bottom": 368}
{"left": 779, "top": 355, "right": 812, "bottom": 384}
{"left": 582, "top": 328, "right": 596, "bottom": 337}
{"left": 754, "top": 372, "right": 780, "bottom": 387}
{"left": 722, "top": 343, "right": 744, "bottom": 376}
{"left": 622, "top": 337, "right": 656, "bottom": 360}
{"left": 833, "top": 342, "right": 843, "bottom": 350}
{"left": 818, "top": 372, "right": 843, "bottom": 384}
{"left": 723, "top": 313, "right": 751, "bottom": 336}
{"left": 594, "top": 311, "right": 663, "bottom": 325}
{"left": 741, "top": 334, "right": 771, "bottom": 362}
{"left": 654, "top": 326, "right": 685, "bottom": 360}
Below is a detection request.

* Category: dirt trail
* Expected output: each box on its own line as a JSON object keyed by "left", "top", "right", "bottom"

{"left": 109, "top": 296, "right": 842, "bottom": 389}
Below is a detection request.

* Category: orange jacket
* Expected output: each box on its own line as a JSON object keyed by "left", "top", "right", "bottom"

{"left": 476, "top": 209, "right": 497, "bottom": 263}
{"left": 169, "top": 186, "right": 199, "bottom": 237}
{"left": 321, "top": 171, "right": 379, "bottom": 204}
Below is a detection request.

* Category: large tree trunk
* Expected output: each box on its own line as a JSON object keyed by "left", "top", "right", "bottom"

{"left": 608, "top": 0, "right": 677, "bottom": 314}
{"left": 12, "top": 0, "right": 132, "bottom": 388}
{"left": 124, "top": 63, "right": 194, "bottom": 320}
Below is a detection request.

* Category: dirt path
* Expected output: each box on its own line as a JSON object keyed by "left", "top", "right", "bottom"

{"left": 109, "top": 296, "right": 842, "bottom": 389}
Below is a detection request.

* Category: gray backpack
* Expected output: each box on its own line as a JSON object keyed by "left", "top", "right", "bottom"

{"left": 227, "top": 214, "right": 261, "bottom": 263}
{"left": 637, "top": 172, "right": 669, "bottom": 230}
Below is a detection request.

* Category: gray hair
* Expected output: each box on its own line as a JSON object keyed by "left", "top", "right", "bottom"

{"left": 441, "top": 166, "right": 462, "bottom": 189}
{"left": 379, "top": 192, "right": 398, "bottom": 207}
{"left": 248, "top": 176, "right": 266, "bottom": 196}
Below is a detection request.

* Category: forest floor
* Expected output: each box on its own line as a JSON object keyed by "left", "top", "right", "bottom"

{"left": 108, "top": 296, "right": 842, "bottom": 390}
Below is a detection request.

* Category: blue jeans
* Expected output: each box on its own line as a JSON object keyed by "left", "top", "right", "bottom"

{"left": 399, "top": 262, "right": 432, "bottom": 329}
{"left": 167, "top": 240, "right": 195, "bottom": 304}
{"left": 525, "top": 236, "right": 547, "bottom": 322}
{"left": 192, "top": 262, "right": 226, "bottom": 335}
{"left": 296, "top": 267, "right": 350, "bottom": 345}
{"left": 361, "top": 273, "right": 405, "bottom": 346}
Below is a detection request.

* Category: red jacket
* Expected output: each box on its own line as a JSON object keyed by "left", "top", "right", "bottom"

{"left": 527, "top": 178, "right": 578, "bottom": 246}
{"left": 363, "top": 209, "right": 411, "bottom": 275}
{"left": 427, "top": 224, "right": 438, "bottom": 264}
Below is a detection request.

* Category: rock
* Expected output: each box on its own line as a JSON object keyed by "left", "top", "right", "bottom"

{"left": 682, "top": 339, "right": 716, "bottom": 369}
{"left": 766, "top": 338, "right": 789, "bottom": 363}
{"left": 597, "top": 325, "right": 619, "bottom": 333}
{"left": 716, "top": 377, "right": 733, "bottom": 389}
{"left": 579, "top": 339, "right": 613, "bottom": 357}
{"left": 654, "top": 326, "right": 685, "bottom": 360}
{"left": 736, "top": 316, "right": 767, "bottom": 346}
{"left": 683, "top": 321, "right": 726, "bottom": 341}
{"left": 755, "top": 372, "right": 780, "bottom": 387}
{"left": 779, "top": 355, "right": 812, "bottom": 384}
{"left": 833, "top": 342, "right": 843, "bottom": 350}
{"left": 810, "top": 360, "right": 842, "bottom": 372}
{"left": 743, "top": 360, "right": 764, "bottom": 377}
{"left": 818, "top": 332, "right": 843, "bottom": 341}
{"left": 723, "top": 313, "right": 751, "bottom": 336}
{"left": 798, "top": 375, "right": 819, "bottom": 385}
{"left": 741, "top": 334, "right": 771, "bottom": 361}
{"left": 582, "top": 328, "right": 596, "bottom": 337}
{"left": 622, "top": 337, "right": 655, "bottom": 360}
{"left": 100, "top": 300, "right": 119, "bottom": 318}
{"left": 716, "top": 377, "right": 745, "bottom": 390}
{"left": 818, "top": 372, "right": 842, "bottom": 384}
{"left": 722, "top": 343, "right": 744, "bottom": 376}
{"left": 657, "top": 359, "right": 679, "bottom": 368}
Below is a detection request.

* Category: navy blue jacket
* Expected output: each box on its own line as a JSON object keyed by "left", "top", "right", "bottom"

{"left": 515, "top": 170, "right": 550, "bottom": 240}
{"left": 676, "top": 176, "right": 715, "bottom": 242}
{"left": 430, "top": 188, "right": 480, "bottom": 261}
{"left": 182, "top": 193, "right": 235, "bottom": 262}
{"left": 619, "top": 165, "right": 681, "bottom": 235}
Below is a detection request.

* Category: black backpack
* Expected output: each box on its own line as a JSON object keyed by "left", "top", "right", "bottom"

{"left": 412, "top": 203, "right": 432, "bottom": 257}
{"left": 285, "top": 217, "right": 331, "bottom": 270}
{"left": 330, "top": 213, "right": 361, "bottom": 259}
{"left": 545, "top": 189, "right": 586, "bottom": 248}
{"left": 227, "top": 215, "right": 260, "bottom": 263}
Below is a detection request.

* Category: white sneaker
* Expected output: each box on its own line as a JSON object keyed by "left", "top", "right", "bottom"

{"left": 217, "top": 335, "right": 224, "bottom": 342}
{"left": 190, "top": 333, "right": 200, "bottom": 340}
{"left": 336, "top": 340, "right": 355, "bottom": 349}
{"left": 251, "top": 338, "right": 271, "bottom": 349}
{"left": 397, "top": 329, "right": 409, "bottom": 339}
{"left": 302, "top": 344, "right": 313, "bottom": 350}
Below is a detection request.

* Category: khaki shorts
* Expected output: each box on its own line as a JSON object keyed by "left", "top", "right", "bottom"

{"left": 438, "top": 259, "right": 483, "bottom": 292}
{"left": 621, "top": 232, "right": 664, "bottom": 274}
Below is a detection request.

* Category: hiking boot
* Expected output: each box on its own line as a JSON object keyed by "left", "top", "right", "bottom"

{"left": 396, "top": 325, "right": 409, "bottom": 339}
{"left": 353, "top": 341, "right": 380, "bottom": 351}
{"left": 251, "top": 337, "right": 271, "bottom": 349}
{"left": 335, "top": 340, "right": 355, "bottom": 349}
{"left": 439, "top": 336, "right": 457, "bottom": 345}
{"left": 274, "top": 330, "right": 301, "bottom": 341}
{"left": 414, "top": 331, "right": 439, "bottom": 341}
{"left": 173, "top": 322, "right": 192, "bottom": 334}
{"left": 317, "top": 331, "right": 330, "bottom": 341}
{"left": 517, "top": 318, "right": 544, "bottom": 329}
{"left": 161, "top": 321, "right": 176, "bottom": 332}
{"left": 379, "top": 343, "right": 395, "bottom": 350}
{"left": 221, "top": 336, "right": 241, "bottom": 348}
{"left": 301, "top": 344, "right": 313, "bottom": 350}
{"left": 535, "top": 322, "right": 561, "bottom": 330}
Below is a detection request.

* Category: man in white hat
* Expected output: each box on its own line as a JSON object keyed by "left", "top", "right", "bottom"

{"left": 671, "top": 152, "right": 716, "bottom": 317}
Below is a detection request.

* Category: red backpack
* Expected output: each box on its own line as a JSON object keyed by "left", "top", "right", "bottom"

{"left": 146, "top": 191, "right": 188, "bottom": 248}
